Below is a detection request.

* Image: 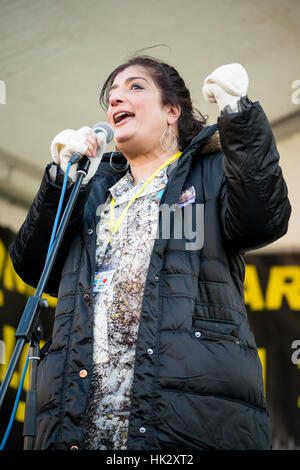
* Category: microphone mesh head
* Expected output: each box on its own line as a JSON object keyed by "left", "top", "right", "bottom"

{"left": 93, "top": 122, "right": 114, "bottom": 143}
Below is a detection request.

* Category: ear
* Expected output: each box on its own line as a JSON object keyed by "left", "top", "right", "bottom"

{"left": 166, "top": 104, "right": 181, "bottom": 125}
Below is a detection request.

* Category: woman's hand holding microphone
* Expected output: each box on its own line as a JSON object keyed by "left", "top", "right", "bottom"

{"left": 50, "top": 125, "right": 108, "bottom": 184}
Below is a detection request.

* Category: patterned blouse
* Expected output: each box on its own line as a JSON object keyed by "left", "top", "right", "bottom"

{"left": 83, "top": 162, "right": 177, "bottom": 450}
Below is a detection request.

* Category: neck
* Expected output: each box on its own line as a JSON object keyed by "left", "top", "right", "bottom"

{"left": 125, "top": 149, "right": 180, "bottom": 186}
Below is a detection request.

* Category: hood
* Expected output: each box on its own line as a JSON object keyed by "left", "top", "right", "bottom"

{"left": 199, "top": 129, "right": 222, "bottom": 155}
{"left": 189, "top": 123, "right": 222, "bottom": 156}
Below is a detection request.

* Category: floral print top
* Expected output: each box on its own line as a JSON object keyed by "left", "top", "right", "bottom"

{"left": 83, "top": 162, "right": 177, "bottom": 450}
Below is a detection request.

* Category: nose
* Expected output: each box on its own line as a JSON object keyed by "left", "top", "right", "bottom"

{"left": 109, "top": 89, "right": 125, "bottom": 107}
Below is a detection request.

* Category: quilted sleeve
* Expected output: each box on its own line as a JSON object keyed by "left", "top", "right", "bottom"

{"left": 217, "top": 101, "right": 291, "bottom": 252}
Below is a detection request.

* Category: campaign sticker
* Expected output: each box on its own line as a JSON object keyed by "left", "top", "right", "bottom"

{"left": 93, "top": 265, "right": 115, "bottom": 293}
{"left": 178, "top": 186, "right": 196, "bottom": 208}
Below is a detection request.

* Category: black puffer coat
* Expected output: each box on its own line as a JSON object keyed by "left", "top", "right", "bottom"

{"left": 10, "top": 101, "right": 291, "bottom": 450}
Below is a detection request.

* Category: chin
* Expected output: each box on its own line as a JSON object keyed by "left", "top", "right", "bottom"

{"left": 115, "top": 134, "right": 139, "bottom": 154}
{"left": 114, "top": 129, "right": 133, "bottom": 143}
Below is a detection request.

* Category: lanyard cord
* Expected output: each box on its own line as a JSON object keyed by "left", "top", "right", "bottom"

{"left": 109, "top": 151, "right": 182, "bottom": 241}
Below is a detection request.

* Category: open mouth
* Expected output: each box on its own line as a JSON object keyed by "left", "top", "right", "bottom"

{"left": 113, "top": 111, "right": 135, "bottom": 126}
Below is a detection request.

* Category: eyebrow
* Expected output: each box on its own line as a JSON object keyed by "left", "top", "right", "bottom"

{"left": 109, "top": 76, "right": 149, "bottom": 93}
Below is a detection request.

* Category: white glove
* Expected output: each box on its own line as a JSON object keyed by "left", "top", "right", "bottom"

{"left": 202, "top": 63, "right": 249, "bottom": 113}
{"left": 50, "top": 126, "right": 106, "bottom": 184}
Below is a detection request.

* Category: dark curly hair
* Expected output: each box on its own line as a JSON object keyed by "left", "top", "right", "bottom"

{"left": 99, "top": 54, "right": 207, "bottom": 150}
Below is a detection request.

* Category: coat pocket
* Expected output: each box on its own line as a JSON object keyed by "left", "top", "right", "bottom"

{"left": 193, "top": 302, "right": 257, "bottom": 350}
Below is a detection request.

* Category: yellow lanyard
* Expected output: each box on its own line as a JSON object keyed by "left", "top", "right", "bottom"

{"left": 109, "top": 151, "right": 182, "bottom": 242}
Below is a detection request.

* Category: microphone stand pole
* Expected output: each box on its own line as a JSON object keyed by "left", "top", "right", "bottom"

{"left": 0, "top": 156, "right": 90, "bottom": 450}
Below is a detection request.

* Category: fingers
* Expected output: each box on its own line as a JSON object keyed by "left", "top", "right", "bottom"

{"left": 202, "top": 83, "right": 218, "bottom": 103}
{"left": 84, "top": 130, "right": 98, "bottom": 158}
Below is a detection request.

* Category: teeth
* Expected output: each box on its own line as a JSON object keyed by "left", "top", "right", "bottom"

{"left": 114, "top": 111, "right": 133, "bottom": 123}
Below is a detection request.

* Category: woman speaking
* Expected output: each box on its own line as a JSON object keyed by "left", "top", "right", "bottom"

{"left": 10, "top": 55, "right": 291, "bottom": 450}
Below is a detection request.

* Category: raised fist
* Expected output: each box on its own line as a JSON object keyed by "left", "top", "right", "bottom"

{"left": 202, "top": 63, "right": 249, "bottom": 113}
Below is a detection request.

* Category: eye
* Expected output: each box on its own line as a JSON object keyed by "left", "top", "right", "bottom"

{"left": 130, "top": 82, "right": 144, "bottom": 90}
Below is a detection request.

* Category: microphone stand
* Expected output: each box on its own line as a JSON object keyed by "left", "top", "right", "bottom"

{"left": 0, "top": 155, "right": 90, "bottom": 450}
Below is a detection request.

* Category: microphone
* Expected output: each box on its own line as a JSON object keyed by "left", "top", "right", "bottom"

{"left": 70, "top": 122, "right": 114, "bottom": 165}
{"left": 93, "top": 121, "right": 114, "bottom": 143}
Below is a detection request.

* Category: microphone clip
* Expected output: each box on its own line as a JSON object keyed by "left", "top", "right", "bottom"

{"left": 76, "top": 155, "right": 91, "bottom": 176}
{"left": 68, "top": 153, "right": 91, "bottom": 177}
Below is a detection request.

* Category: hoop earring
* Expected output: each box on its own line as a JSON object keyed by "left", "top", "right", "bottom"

{"left": 160, "top": 125, "right": 178, "bottom": 153}
{"left": 109, "top": 152, "right": 130, "bottom": 173}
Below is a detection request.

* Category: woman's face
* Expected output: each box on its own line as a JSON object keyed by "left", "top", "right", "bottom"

{"left": 107, "top": 65, "right": 178, "bottom": 157}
